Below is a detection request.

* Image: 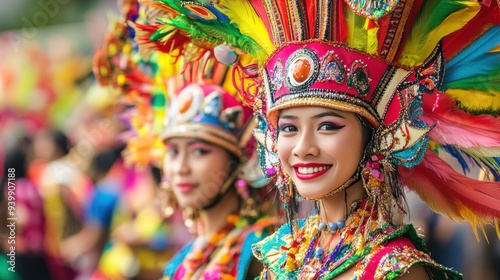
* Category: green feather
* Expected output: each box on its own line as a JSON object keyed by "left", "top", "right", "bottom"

{"left": 445, "top": 66, "right": 500, "bottom": 93}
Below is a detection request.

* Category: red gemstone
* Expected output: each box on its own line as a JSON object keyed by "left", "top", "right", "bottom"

{"left": 292, "top": 58, "right": 311, "bottom": 83}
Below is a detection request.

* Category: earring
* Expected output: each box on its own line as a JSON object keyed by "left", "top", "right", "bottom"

{"left": 361, "top": 153, "right": 405, "bottom": 226}
{"left": 158, "top": 178, "right": 176, "bottom": 219}
{"left": 362, "top": 154, "right": 386, "bottom": 199}
{"left": 182, "top": 207, "right": 200, "bottom": 234}
{"left": 235, "top": 179, "right": 259, "bottom": 218}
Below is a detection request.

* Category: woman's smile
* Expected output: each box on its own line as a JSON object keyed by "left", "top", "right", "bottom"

{"left": 293, "top": 163, "right": 332, "bottom": 180}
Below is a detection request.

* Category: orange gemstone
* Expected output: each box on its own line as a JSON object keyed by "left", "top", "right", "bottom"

{"left": 178, "top": 93, "right": 193, "bottom": 113}
{"left": 292, "top": 58, "right": 311, "bottom": 83}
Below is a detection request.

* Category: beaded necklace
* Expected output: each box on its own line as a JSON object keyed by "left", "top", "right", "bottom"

{"left": 177, "top": 214, "right": 241, "bottom": 279}
{"left": 282, "top": 198, "right": 378, "bottom": 279}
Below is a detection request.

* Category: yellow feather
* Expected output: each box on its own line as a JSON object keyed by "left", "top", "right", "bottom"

{"left": 216, "top": 0, "right": 274, "bottom": 61}
{"left": 461, "top": 147, "right": 500, "bottom": 158}
{"left": 419, "top": 3, "right": 480, "bottom": 65}
{"left": 365, "top": 19, "right": 379, "bottom": 55}
{"left": 488, "top": 45, "right": 500, "bottom": 53}
{"left": 400, "top": 2, "right": 481, "bottom": 66}
{"left": 446, "top": 88, "right": 500, "bottom": 112}
{"left": 346, "top": 8, "right": 367, "bottom": 52}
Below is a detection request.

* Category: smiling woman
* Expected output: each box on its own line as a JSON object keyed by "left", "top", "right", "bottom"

{"left": 99, "top": 0, "right": 500, "bottom": 279}
{"left": 139, "top": 1, "right": 500, "bottom": 279}
{"left": 277, "top": 107, "right": 364, "bottom": 201}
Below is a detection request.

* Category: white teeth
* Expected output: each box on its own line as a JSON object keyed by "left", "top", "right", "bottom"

{"left": 297, "top": 166, "right": 329, "bottom": 174}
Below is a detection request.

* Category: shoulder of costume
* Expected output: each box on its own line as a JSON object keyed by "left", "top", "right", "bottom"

{"left": 251, "top": 217, "right": 308, "bottom": 274}
{"left": 235, "top": 216, "right": 277, "bottom": 280}
{"left": 163, "top": 240, "right": 193, "bottom": 278}
{"left": 352, "top": 225, "right": 462, "bottom": 280}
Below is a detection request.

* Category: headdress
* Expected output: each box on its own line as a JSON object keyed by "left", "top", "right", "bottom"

{"left": 93, "top": 0, "right": 271, "bottom": 223}
{"left": 126, "top": 0, "right": 500, "bottom": 236}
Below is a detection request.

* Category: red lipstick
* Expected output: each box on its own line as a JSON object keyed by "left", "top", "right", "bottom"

{"left": 292, "top": 163, "right": 332, "bottom": 180}
{"left": 176, "top": 182, "right": 196, "bottom": 193}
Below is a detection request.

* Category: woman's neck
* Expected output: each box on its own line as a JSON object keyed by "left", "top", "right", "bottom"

{"left": 198, "top": 188, "right": 240, "bottom": 236}
{"left": 318, "top": 180, "right": 366, "bottom": 223}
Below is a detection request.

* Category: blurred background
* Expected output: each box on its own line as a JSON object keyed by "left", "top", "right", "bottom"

{"left": 0, "top": 1, "right": 189, "bottom": 279}
{"left": 0, "top": 1, "right": 498, "bottom": 279}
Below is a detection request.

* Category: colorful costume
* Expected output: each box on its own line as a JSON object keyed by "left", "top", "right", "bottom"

{"left": 133, "top": 0, "right": 500, "bottom": 279}
{"left": 94, "top": 1, "right": 276, "bottom": 279}
{"left": 158, "top": 78, "right": 275, "bottom": 280}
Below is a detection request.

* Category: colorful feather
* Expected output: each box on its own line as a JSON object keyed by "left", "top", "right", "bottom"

{"left": 421, "top": 93, "right": 500, "bottom": 148}
{"left": 445, "top": 66, "right": 500, "bottom": 94}
{"left": 445, "top": 88, "right": 500, "bottom": 114}
{"left": 444, "top": 26, "right": 500, "bottom": 84}
{"left": 435, "top": 143, "right": 500, "bottom": 181}
{"left": 400, "top": 0, "right": 480, "bottom": 66}
{"left": 400, "top": 151, "right": 500, "bottom": 239}
{"left": 442, "top": 3, "right": 500, "bottom": 61}
{"left": 216, "top": 0, "right": 274, "bottom": 61}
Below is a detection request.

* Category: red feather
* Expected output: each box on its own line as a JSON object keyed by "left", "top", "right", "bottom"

{"left": 399, "top": 151, "right": 500, "bottom": 223}
{"left": 134, "top": 22, "right": 191, "bottom": 57}
{"left": 421, "top": 93, "right": 500, "bottom": 148}
{"left": 305, "top": 0, "right": 317, "bottom": 37}
{"left": 442, "top": 3, "right": 500, "bottom": 62}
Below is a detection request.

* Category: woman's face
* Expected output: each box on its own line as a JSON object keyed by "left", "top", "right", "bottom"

{"left": 277, "top": 106, "right": 365, "bottom": 199}
{"left": 163, "top": 138, "right": 233, "bottom": 209}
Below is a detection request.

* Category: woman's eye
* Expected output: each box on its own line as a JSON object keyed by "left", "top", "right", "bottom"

{"left": 279, "top": 124, "right": 298, "bottom": 132}
{"left": 166, "top": 149, "right": 178, "bottom": 157}
{"left": 192, "top": 149, "right": 210, "bottom": 156}
{"left": 319, "top": 123, "right": 345, "bottom": 131}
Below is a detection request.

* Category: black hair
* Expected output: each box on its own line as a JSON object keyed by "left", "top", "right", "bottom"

{"left": 50, "top": 129, "right": 71, "bottom": 156}
{"left": 87, "top": 145, "right": 125, "bottom": 184}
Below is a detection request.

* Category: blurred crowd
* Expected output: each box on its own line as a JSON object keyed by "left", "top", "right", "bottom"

{"left": 0, "top": 1, "right": 499, "bottom": 280}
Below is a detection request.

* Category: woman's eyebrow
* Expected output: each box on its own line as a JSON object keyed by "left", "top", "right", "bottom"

{"left": 312, "top": 111, "right": 345, "bottom": 119}
{"left": 278, "top": 114, "right": 298, "bottom": 120}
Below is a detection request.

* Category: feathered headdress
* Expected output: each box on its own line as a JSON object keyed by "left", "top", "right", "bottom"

{"left": 132, "top": 0, "right": 500, "bottom": 236}
{"left": 94, "top": 0, "right": 271, "bottom": 192}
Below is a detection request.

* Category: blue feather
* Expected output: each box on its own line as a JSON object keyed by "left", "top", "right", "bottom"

{"left": 444, "top": 26, "right": 500, "bottom": 86}
{"left": 441, "top": 145, "right": 470, "bottom": 174}
{"left": 440, "top": 145, "right": 500, "bottom": 180}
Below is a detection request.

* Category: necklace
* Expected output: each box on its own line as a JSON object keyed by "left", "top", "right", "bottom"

{"left": 178, "top": 214, "right": 241, "bottom": 279}
{"left": 282, "top": 198, "right": 372, "bottom": 279}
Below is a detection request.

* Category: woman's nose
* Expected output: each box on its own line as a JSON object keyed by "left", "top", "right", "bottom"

{"left": 174, "top": 152, "right": 191, "bottom": 175}
{"left": 292, "top": 131, "right": 319, "bottom": 158}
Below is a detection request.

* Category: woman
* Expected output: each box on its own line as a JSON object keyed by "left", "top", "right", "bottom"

{"left": 141, "top": 0, "right": 500, "bottom": 279}
{"left": 160, "top": 81, "right": 274, "bottom": 279}
{"left": 93, "top": 1, "right": 276, "bottom": 279}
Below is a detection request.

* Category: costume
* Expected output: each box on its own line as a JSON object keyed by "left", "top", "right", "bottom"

{"left": 157, "top": 74, "right": 275, "bottom": 280}
{"left": 94, "top": 1, "right": 276, "bottom": 279}
{"left": 135, "top": 0, "right": 500, "bottom": 279}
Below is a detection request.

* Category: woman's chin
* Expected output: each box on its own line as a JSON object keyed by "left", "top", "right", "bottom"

{"left": 295, "top": 187, "right": 324, "bottom": 200}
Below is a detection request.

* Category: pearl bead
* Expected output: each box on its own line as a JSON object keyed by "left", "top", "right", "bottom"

{"left": 328, "top": 222, "right": 338, "bottom": 232}
{"left": 314, "top": 247, "right": 324, "bottom": 258}
{"left": 318, "top": 222, "right": 327, "bottom": 231}
{"left": 214, "top": 44, "right": 238, "bottom": 66}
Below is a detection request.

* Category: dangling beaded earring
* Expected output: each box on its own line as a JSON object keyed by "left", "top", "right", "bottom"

{"left": 182, "top": 207, "right": 200, "bottom": 234}
{"left": 361, "top": 152, "right": 406, "bottom": 227}
{"left": 158, "top": 178, "right": 176, "bottom": 218}
{"left": 235, "top": 179, "right": 258, "bottom": 218}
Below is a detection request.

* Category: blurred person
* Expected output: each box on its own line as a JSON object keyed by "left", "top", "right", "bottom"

{"left": 92, "top": 1, "right": 278, "bottom": 279}
{"left": 0, "top": 137, "right": 52, "bottom": 280}
{"left": 31, "top": 128, "right": 90, "bottom": 280}
{"left": 94, "top": 165, "right": 189, "bottom": 280}
{"left": 406, "top": 193, "right": 467, "bottom": 274}
{"left": 60, "top": 145, "right": 124, "bottom": 279}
